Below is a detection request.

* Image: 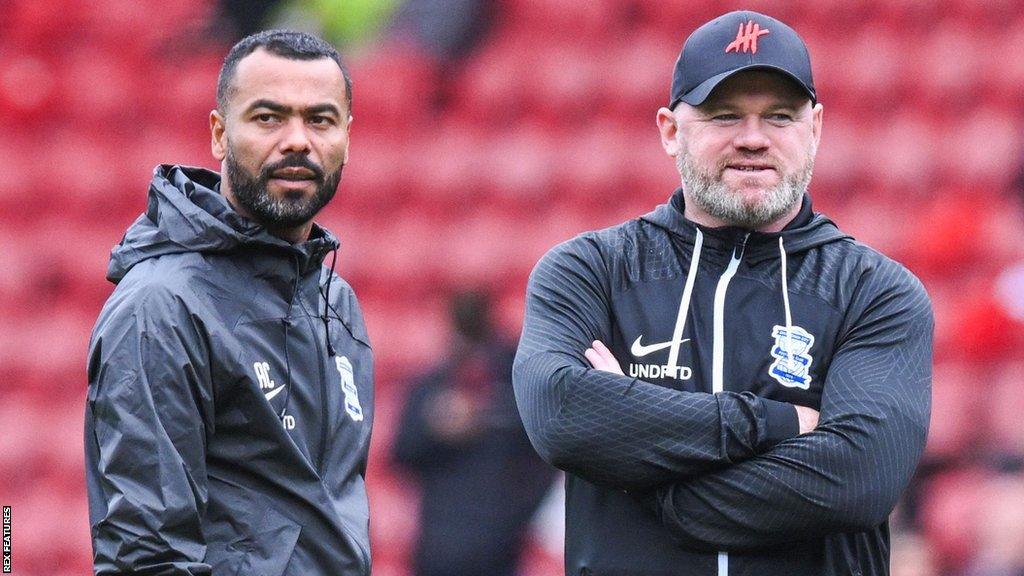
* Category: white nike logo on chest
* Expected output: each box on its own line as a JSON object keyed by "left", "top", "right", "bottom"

{"left": 630, "top": 336, "right": 691, "bottom": 357}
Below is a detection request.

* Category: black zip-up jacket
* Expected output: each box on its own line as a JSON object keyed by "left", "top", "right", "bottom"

{"left": 85, "top": 165, "right": 374, "bottom": 575}
{"left": 513, "top": 191, "right": 932, "bottom": 576}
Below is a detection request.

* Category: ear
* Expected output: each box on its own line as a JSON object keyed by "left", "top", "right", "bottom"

{"left": 210, "top": 109, "right": 227, "bottom": 161}
{"left": 811, "top": 102, "right": 823, "bottom": 149}
{"left": 656, "top": 107, "right": 683, "bottom": 157}
{"left": 342, "top": 114, "right": 353, "bottom": 165}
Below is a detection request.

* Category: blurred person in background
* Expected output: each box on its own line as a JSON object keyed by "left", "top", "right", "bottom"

{"left": 254, "top": 0, "right": 492, "bottom": 61}
{"left": 393, "top": 289, "right": 555, "bottom": 576}
{"left": 84, "top": 31, "right": 374, "bottom": 575}
{"left": 216, "top": 0, "right": 283, "bottom": 37}
{"left": 389, "top": 0, "right": 495, "bottom": 59}
{"left": 513, "top": 10, "right": 932, "bottom": 576}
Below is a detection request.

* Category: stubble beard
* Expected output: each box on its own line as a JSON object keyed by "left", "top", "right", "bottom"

{"left": 677, "top": 143, "right": 816, "bottom": 230}
{"left": 225, "top": 146, "right": 343, "bottom": 231}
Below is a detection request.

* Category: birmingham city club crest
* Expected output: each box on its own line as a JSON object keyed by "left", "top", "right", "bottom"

{"left": 335, "top": 356, "right": 364, "bottom": 422}
{"left": 769, "top": 325, "right": 814, "bottom": 389}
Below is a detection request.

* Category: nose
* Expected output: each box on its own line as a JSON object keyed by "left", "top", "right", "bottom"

{"left": 278, "top": 117, "right": 312, "bottom": 154}
{"left": 732, "top": 116, "right": 770, "bottom": 152}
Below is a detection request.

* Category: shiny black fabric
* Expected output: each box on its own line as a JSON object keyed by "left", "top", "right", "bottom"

{"left": 85, "top": 165, "right": 374, "bottom": 575}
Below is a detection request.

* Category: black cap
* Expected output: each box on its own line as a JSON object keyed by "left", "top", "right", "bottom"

{"left": 669, "top": 10, "right": 816, "bottom": 109}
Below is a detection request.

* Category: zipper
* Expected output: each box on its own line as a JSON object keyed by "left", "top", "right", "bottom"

{"left": 291, "top": 256, "right": 369, "bottom": 574}
{"left": 712, "top": 233, "right": 748, "bottom": 393}
{"left": 303, "top": 310, "right": 330, "bottom": 474}
{"left": 711, "top": 232, "right": 748, "bottom": 576}
{"left": 289, "top": 252, "right": 331, "bottom": 474}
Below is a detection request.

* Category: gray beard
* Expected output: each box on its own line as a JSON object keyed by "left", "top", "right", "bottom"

{"left": 676, "top": 145, "right": 815, "bottom": 230}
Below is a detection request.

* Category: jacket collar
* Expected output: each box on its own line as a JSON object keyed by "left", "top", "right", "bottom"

{"left": 639, "top": 188, "right": 851, "bottom": 263}
{"left": 108, "top": 165, "right": 340, "bottom": 283}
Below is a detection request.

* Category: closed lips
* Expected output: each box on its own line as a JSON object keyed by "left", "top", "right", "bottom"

{"left": 272, "top": 167, "right": 316, "bottom": 180}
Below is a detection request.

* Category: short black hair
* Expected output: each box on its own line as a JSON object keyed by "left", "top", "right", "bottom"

{"left": 216, "top": 30, "right": 352, "bottom": 113}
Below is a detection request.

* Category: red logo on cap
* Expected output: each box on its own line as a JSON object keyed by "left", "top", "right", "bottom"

{"left": 725, "top": 20, "right": 770, "bottom": 54}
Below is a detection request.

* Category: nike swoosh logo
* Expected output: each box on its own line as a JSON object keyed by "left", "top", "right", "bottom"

{"left": 264, "top": 386, "right": 285, "bottom": 401}
{"left": 630, "top": 336, "right": 690, "bottom": 357}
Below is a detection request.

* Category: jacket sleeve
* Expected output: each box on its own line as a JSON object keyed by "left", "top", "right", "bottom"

{"left": 641, "top": 261, "right": 933, "bottom": 551}
{"left": 85, "top": 285, "right": 215, "bottom": 575}
{"left": 513, "top": 236, "right": 799, "bottom": 491}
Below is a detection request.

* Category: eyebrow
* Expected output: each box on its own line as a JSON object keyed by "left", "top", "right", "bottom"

{"left": 246, "top": 99, "right": 290, "bottom": 114}
{"left": 305, "top": 103, "right": 342, "bottom": 117}
{"left": 246, "top": 99, "right": 342, "bottom": 117}
{"left": 698, "top": 99, "right": 806, "bottom": 115}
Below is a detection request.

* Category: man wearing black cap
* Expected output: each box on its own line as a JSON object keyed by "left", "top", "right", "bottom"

{"left": 513, "top": 10, "right": 932, "bottom": 576}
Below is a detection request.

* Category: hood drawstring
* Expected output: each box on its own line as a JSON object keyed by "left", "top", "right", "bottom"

{"left": 667, "top": 229, "right": 704, "bottom": 376}
{"left": 280, "top": 317, "right": 293, "bottom": 421}
{"left": 280, "top": 255, "right": 302, "bottom": 422}
{"left": 322, "top": 248, "right": 338, "bottom": 357}
{"left": 779, "top": 237, "right": 794, "bottom": 366}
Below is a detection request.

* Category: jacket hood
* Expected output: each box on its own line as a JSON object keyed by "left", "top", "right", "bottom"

{"left": 640, "top": 189, "right": 851, "bottom": 263}
{"left": 108, "top": 165, "right": 339, "bottom": 283}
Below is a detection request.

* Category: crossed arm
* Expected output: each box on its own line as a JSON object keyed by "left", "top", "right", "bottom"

{"left": 585, "top": 340, "right": 820, "bottom": 434}
{"left": 513, "top": 238, "right": 809, "bottom": 491}
{"left": 514, "top": 238, "right": 933, "bottom": 550}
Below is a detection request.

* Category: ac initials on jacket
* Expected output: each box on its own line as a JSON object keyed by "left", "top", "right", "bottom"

{"left": 253, "top": 361, "right": 286, "bottom": 401}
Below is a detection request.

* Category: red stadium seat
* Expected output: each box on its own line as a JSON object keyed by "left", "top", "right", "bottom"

{"left": 0, "top": 49, "right": 60, "bottom": 127}
{"left": 346, "top": 41, "right": 439, "bottom": 131}
{"left": 448, "top": 31, "right": 536, "bottom": 124}
{"left": 925, "top": 362, "right": 985, "bottom": 460}
{"left": 499, "top": 0, "right": 623, "bottom": 39}
{"left": 983, "top": 362, "right": 1024, "bottom": 460}
{"left": 979, "top": 15, "right": 1024, "bottom": 109}
{"left": 10, "top": 1, "right": 1024, "bottom": 574}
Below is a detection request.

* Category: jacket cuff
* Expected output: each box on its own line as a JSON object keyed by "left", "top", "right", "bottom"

{"left": 761, "top": 398, "right": 799, "bottom": 449}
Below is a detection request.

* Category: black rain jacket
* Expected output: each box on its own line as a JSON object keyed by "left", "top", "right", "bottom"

{"left": 85, "top": 165, "right": 374, "bottom": 575}
{"left": 514, "top": 191, "right": 933, "bottom": 576}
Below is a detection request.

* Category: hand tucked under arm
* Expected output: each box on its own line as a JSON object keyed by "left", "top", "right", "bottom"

{"left": 585, "top": 339, "right": 818, "bottom": 434}
{"left": 583, "top": 340, "right": 625, "bottom": 376}
{"left": 638, "top": 265, "right": 933, "bottom": 551}
{"left": 513, "top": 238, "right": 806, "bottom": 490}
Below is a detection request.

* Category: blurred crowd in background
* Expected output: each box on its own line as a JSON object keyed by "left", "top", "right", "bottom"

{"left": 1, "top": 0, "right": 1024, "bottom": 574}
